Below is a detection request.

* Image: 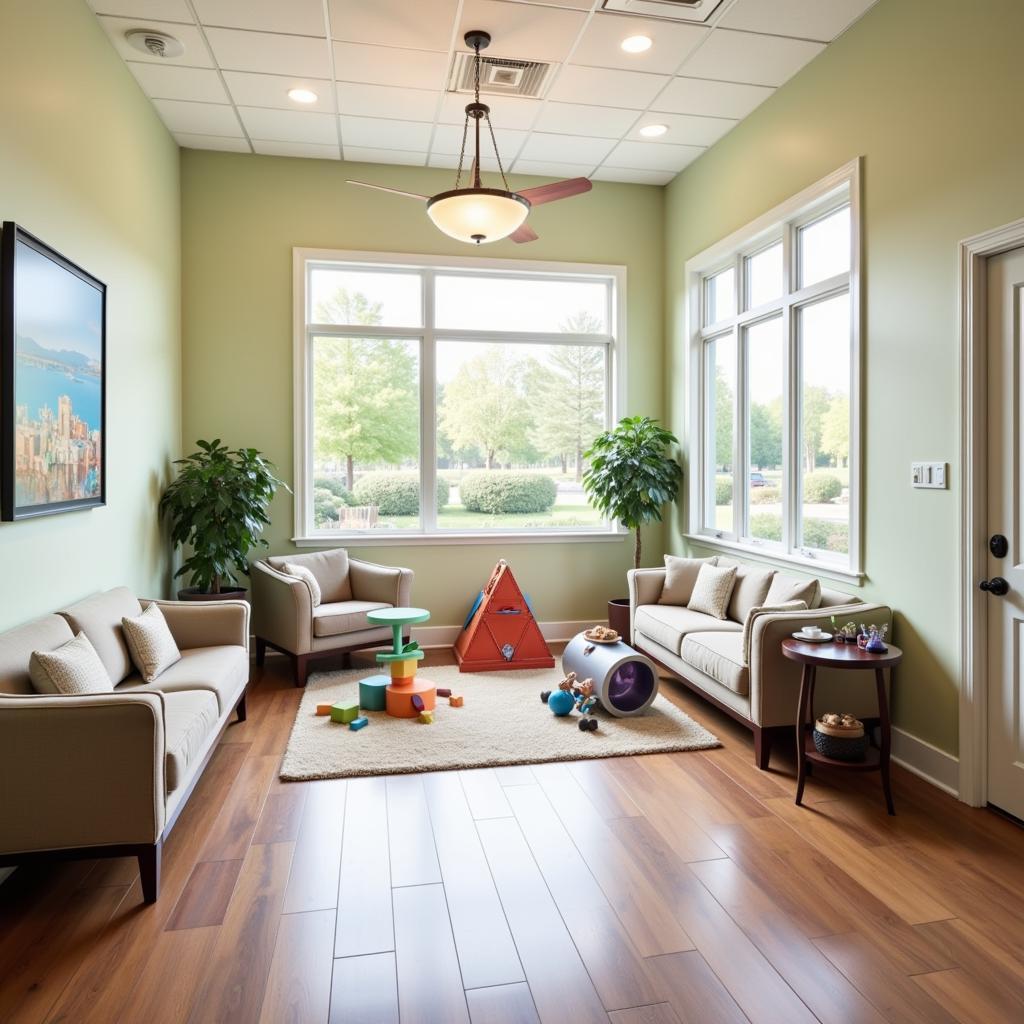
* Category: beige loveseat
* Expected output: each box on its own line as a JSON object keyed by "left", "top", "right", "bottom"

{"left": 251, "top": 548, "right": 413, "bottom": 686}
{"left": 0, "top": 588, "right": 249, "bottom": 903}
{"left": 628, "top": 557, "right": 893, "bottom": 768}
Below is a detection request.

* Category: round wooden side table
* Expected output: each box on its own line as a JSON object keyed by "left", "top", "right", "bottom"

{"left": 781, "top": 639, "right": 902, "bottom": 815}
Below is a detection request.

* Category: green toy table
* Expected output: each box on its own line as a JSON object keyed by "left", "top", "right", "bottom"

{"left": 368, "top": 607, "right": 430, "bottom": 663}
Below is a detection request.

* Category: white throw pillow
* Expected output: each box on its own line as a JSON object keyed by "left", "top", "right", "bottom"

{"left": 122, "top": 603, "right": 182, "bottom": 683}
{"left": 659, "top": 555, "right": 718, "bottom": 606}
{"left": 283, "top": 562, "right": 322, "bottom": 607}
{"left": 742, "top": 600, "right": 808, "bottom": 664}
{"left": 687, "top": 563, "right": 738, "bottom": 620}
{"left": 29, "top": 632, "right": 113, "bottom": 695}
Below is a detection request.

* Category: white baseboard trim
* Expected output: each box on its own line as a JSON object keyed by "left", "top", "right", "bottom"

{"left": 412, "top": 620, "right": 594, "bottom": 649}
{"left": 889, "top": 726, "right": 960, "bottom": 797}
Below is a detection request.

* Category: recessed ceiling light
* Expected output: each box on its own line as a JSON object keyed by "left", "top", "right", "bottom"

{"left": 621, "top": 35, "right": 653, "bottom": 54}
{"left": 639, "top": 123, "right": 668, "bottom": 138}
{"left": 288, "top": 87, "right": 318, "bottom": 104}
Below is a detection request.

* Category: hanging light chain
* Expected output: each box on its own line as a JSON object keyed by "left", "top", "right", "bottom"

{"left": 485, "top": 111, "right": 511, "bottom": 193}
{"left": 454, "top": 113, "right": 470, "bottom": 190}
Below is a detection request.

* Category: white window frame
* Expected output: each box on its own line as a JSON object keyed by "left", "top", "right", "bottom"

{"left": 292, "top": 248, "right": 628, "bottom": 546}
{"left": 685, "top": 159, "right": 863, "bottom": 581}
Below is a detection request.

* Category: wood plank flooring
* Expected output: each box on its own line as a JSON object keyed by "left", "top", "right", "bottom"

{"left": 1, "top": 645, "right": 1023, "bottom": 1023}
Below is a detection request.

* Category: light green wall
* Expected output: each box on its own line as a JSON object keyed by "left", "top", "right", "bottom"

{"left": 0, "top": 0, "right": 181, "bottom": 629}
{"left": 180, "top": 152, "right": 664, "bottom": 626}
{"left": 666, "top": 0, "right": 1024, "bottom": 754}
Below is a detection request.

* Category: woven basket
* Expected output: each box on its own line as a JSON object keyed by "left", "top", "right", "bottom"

{"left": 813, "top": 715, "right": 869, "bottom": 761}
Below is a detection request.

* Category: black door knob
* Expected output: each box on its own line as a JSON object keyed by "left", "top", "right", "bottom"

{"left": 980, "top": 577, "right": 1010, "bottom": 596}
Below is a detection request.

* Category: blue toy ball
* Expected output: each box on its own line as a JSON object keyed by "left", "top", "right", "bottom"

{"left": 547, "top": 690, "right": 576, "bottom": 716}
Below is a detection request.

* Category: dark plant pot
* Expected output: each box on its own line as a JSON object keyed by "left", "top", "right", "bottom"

{"left": 607, "top": 598, "right": 631, "bottom": 639}
{"left": 177, "top": 587, "right": 248, "bottom": 602}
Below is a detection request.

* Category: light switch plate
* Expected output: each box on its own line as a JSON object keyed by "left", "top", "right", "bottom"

{"left": 911, "top": 461, "right": 947, "bottom": 488}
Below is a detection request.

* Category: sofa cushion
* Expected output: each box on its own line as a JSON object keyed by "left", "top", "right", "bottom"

{"left": 681, "top": 632, "right": 749, "bottom": 696}
{"left": 726, "top": 565, "right": 775, "bottom": 623}
{"left": 688, "top": 563, "right": 738, "bottom": 620}
{"left": 29, "top": 632, "right": 113, "bottom": 696}
{"left": 313, "top": 600, "right": 391, "bottom": 638}
{"left": 819, "top": 587, "right": 861, "bottom": 608}
{"left": 282, "top": 562, "right": 322, "bottom": 607}
{"left": 163, "top": 689, "right": 219, "bottom": 794}
{"left": 765, "top": 573, "right": 821, "bottom": 609}
{"left": 118, "top": 645, "right": 248, "bottom": 715}
{"left": 659, "top": 555, "right": 718, "bottom": 606}
{"left": 268, "top": 549, "right": 352, "bottom": 603}
{"left": 0, "top": 614, "right": 74, "bottom": 695}
{"left": 634, "top": 605, "right": 741, "bottom": 656}
{"left": 122, "top": 603, "right": 181, "bottom": 682}
{"left": 59, "top": 587, "right": 142, "bottom": 683}
{"left": 742, "top": 600, "right": 808, "bottom": 664}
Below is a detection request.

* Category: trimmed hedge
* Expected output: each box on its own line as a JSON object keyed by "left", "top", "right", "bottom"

{"left": 803, "top": 474, "right": 842, "bottom": 504}
{"left": 749, "top": 513, "right": 783, "bottom": 542}
{"left": 314, "top": 475, "right": 354, "bottom": 503}
{"left": 803, "top": 518, "right": 849, "bottom": 553}
{"left": 750, "top": 486, "right": 781, "bottom": 505}
{"left": 353, "top": 473, "right": 450, "bottom": 516}
{"left": 314, "top": 486, "right": 351, "bottom": 526}
{"left": 460, "top": 471, "right": 557, "bottom": 515}
{"left": 715, "top": 478, "right": 733, "bottom": 506}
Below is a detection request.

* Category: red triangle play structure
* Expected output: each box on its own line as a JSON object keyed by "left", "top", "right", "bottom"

{"left": 454, "top": 560, "right": 555, "bottom": 672}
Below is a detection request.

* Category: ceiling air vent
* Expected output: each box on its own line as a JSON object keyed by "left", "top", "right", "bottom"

{"left": 449, "top": 51, "right": 552, "bottom": 100}
{"left": 601, "top": 0, "right": 727, "bottom": 23}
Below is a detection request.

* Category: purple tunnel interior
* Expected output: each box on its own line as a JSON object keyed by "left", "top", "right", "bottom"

{"left": 606, "top": 661, "right": 656, "bottom": 713}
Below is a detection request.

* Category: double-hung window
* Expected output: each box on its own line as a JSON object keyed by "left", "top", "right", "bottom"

{"left": 687, "top": 161, "right": 861, "bottom": 576}
{"left": 293, "top": 249, "right": 625, "bottom": 543}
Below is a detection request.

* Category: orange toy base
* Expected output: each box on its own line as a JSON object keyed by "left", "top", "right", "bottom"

{"left": 386, "top": 677, "right": 437, "bottom": 718}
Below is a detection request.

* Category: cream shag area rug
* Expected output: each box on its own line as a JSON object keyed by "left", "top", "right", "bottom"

{"left": 280, "top": 665, "right": 719, "bottom": 781}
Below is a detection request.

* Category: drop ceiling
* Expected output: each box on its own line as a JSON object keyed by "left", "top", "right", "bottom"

{"left": 88, "top": 0, "right": 879, "bottom": 186}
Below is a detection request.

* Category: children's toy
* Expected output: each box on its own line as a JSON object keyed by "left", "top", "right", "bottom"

{"left": 349, "top": 716, "right": 369, "bottom": 731}
{"left": 454, "top": 560, "right": 554, "bottom": 672}
{"left": 561, "top": 632, "right": 659, "bottom": 717}
{"left": 578, "top": 717, "right": 598, "bottom": 732}
{"left": 419, "top": 710, "right": 434, "bottom": 724}
{"left": 316, "top": 703, "right": 333, "bottom": 716}
{"left": 574, "top": 678, "right": 599, "bottom": 717}
{"left": 365, "top": 607, "right": 437, "bottom": 718}
{"left": 358, "top": 677, "right": 389, "bottom": 712}
{"left": 449, "top": 695, "right": 463, "bottom": 707}
{"left": 411, "top": 694, "right": 425, "bottom": 712}
{"left": 436, "top": 687, "right": 452, "bottom": 698}
{"left": 330, "top": 701, "right": 360, "bottom": 724}
{"left": 539, "top": 690, "right": 551, "bottom": 703}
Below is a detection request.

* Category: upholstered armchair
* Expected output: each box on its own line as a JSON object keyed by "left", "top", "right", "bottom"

{"left": 251, "top": 548, "right": 414, "bottom": 686}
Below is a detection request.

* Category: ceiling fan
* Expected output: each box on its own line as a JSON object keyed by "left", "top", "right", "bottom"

{"left": 346, "top": 30, "right": 592, "bottom": 245}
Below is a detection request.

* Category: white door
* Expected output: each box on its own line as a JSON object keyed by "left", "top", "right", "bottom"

{"left": 986, "top": 247, "right": 1024, "bottom": 820}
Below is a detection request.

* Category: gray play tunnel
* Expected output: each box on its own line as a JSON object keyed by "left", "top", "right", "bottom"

{"left": 561, "top": 633, "right": 660, "bottom": 717}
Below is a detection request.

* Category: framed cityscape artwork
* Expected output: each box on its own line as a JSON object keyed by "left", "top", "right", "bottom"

{"left": 1, "top": 223, "right": 106, "bottom": 520}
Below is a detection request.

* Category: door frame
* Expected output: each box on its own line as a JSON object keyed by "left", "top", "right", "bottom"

{"left": 958, "top": 217, "right": 1024, "bottom": 807}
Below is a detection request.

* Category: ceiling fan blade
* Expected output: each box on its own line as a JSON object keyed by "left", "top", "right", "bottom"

{"left": 517, "top": 177, "right": 592, "bottom": 207}
{"left": 346, "top": 180, "right": 429, "bottom": 201}
{"left": 509, "top": 223, "right": 539, "bottom": 244}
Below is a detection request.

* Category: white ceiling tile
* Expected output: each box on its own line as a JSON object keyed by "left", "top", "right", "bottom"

{"left": 336, "top": 83, "right": 440, "bottom": 122}
{"left": 344, "top": 147, "right": 427, "bottom": 166}
{"left": 593, "top": 167, "right": 676, "bottom": 185}
{"left": 128, "top": 62, "right": 229, "bottom": 103}
{"left": 654, "top": 77, "right": 774, "bottom": 119}
{"left": 534, "top": 102, "right": 640, "bottom": 139}
{"left": 431, "top": 123, "right": 527, "bottom": 157}
{"left": 328, "top": 0, "right": 457, "bottom": 52}
{"left": 679, "top": 29, "right": 824, "bottom": 87}
{"left": 629, "top": 111, "right": 736, "bottom": 147}
{"left": 499, "top": 0, "right": 591, "bottom": 7}
{"left": 512, "top": 159, "right": 596, "bottom": 179}
{"left": 570, "top": 13, "right": 708, "bottom": 75}
{"left": 192, "top": 0, "right": 326, "bottom": 35}
{"left": 205, "top": 27, "right": 331, "bottom": 77}
{"left": 223, "top": 71, "right": 332, "bottom": 111}
{"left": 548, "top": 66, "right": 669, "bottom": 108}
{"left": 174, "top": 132, "right": 250, "bottom": 152}
{"left": 721, "top": 0, "right": 879, "bottom": 43}
{"left": 333, "top": 43, "right": 449, "bottom": 90}
{"left": 97, "top": 16, "right": 214, "bottom": 67}
{"left": 438, "top": 92, "right": 541, "bottom": 131}
{"left": 458, "top": 0, "right": 587, "bottom": 64}
{"left": 153, "top": 98, "right": 243, "bottom": 135}
{"left": 252, "top": 139, "right": 341, "bottom": 159}
{"left": 238, "top": 107, "right": 338, "bottom": 144}
{"left": 607, "top": 140, "right": 704, "bottom": 172}
{"left": 428, "top": 152, "right": 502, "bottom": 173}
{"left": 339, "top": 116, "right": 433, "bottom": 150}
{"left": 519, "top": 133, "right": 615, "bottom": 164}
{"left": 88, "top": 0, "right": 192, "bottom": 20}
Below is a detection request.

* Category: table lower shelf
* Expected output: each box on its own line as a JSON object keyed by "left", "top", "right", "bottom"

{"left": 803, "top": 730, "right": 881, "bottom": 771}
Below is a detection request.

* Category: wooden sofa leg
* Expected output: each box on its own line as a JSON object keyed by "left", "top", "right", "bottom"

{"left": 139, "top": 840, "right": 162, "bottom": 904}
{"left": 294, "top": 654, "right": 309, "bottom": 688}
{"left": 235, "top": 691, "right": 247, "bottom": 723}
{"left": 255, "top": 637, "right": 266, "bottom": 667}
{"left": 753, "top": 726, "right": 773, "bottom": 770}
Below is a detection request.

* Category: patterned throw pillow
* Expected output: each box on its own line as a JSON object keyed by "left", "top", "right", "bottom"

{"left": 122, "top": 603, "right": 182, "bottom": 683}
{"left": 687, "top": 563, "right": 739, "bottom": 620}
{"left": 283, "top": 562, "right": 322, "bottom": 607}
{"left": 659, "top": 555, "right": 718, "bottom": 606}
{"left": 29, "top": 632, "right": 114, "bottom": 695}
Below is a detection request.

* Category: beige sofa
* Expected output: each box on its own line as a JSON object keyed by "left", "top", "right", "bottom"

{"left": 251, "top": 548, "right": 413, "bottom": 686}
{"left": 628, "top": 558, "right": 892, "bottom": 768}
{"left": 0, "top": 588, "right": 249, "bottom": 903}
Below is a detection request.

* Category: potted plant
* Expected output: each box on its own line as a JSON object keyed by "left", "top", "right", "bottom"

{"left": 582, "top": 416, "right": 683, "bottom": 636}
{"left": 160, "top": 439, "right": 288, "bottom": 600}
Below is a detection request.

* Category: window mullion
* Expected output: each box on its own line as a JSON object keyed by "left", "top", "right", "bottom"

{"left": 421, "top": 269, "right": 437, "bottom": 534}
{"left": 736, "top": 326, "right": 747, "bottom": 542}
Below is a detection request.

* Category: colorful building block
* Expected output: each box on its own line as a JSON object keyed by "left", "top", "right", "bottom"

{"left": 436, "top": 688, "right": 452, "bottom": 698}
{"left": 349, "top": 716, "right": 369, "bottom": 731}
{"left": 358, "top": 675, "right": 389, "bottom": 712}
{"left": 389, "top": 658, "right": 420, "bottom": 679}
{"left": 330, "top": 701, "right": 360, "bottom": 724}
{"left": 411, "top": 694, "right": 425, "bottom": 712}
{"left": 449, "top": 695, "right": 463, "bottom": 707}
{"left": 419, "top": 710, "right": 434, "bottom": 724}
{"left": 316, "top": 702, "right": 333, "bottom": 716}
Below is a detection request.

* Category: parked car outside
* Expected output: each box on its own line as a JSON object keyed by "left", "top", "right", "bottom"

{"left": 750, "top": 472, "right": 767, "bottom": 487}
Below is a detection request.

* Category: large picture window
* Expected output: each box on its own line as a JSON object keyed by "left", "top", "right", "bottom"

{"left": 294, "top": 251, "right": 624, "bottom": 542}
{"left": 687, "top": 161, "right": 861, "bottom": 575}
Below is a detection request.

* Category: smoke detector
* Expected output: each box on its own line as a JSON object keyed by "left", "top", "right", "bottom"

{"left": 125, "top": 29, "right": 184, "bottom": 59}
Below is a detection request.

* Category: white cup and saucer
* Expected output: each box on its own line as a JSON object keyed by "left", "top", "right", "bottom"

{"left": 792, "top": 624, "right": 832, "bottom": 642}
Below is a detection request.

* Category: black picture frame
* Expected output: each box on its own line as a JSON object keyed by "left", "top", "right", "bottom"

{"left": 1, "top": 222, "right": 107, "bottom": 520}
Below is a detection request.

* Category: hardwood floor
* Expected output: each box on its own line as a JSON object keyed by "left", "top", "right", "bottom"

{"left": 2, "top": 646, "right": 1024, "bottom": 1023}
